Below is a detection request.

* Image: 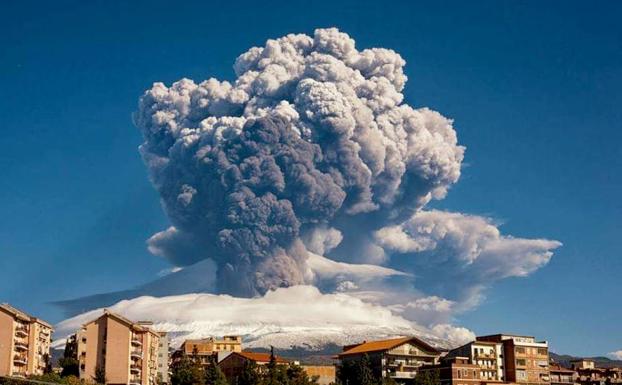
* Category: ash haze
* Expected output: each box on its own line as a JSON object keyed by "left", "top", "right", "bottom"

{"left": 2, "top": 0, "right": 621, "bottom": 358}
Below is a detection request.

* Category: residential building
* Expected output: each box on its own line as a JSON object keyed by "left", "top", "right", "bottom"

{"left": 549, "top": 363, "right": 577, "bottom": 385}
{"left": 76, "top": 310, "right": 161, "bottom": 385}
{"left": 477, "top": 334, "right": 550, "bottom": 385}
{"left": 419, "top": 357, "right": 481, "bottom": 385}
{"left": 446, "top": 340, "right": 504, "bottom": 382}
{"left": 174, "top": 336, "right": 242, "bottom": 366}
{"left": 567, "top": 359, "right": 622, "bottom": 385}
{"left": 218, "top": 351, "right": 288, "bottom": 383}
{"left": 0, "top": 303, "right": 53, "bottom": 378}
{"left": 337, "top": 336, "right": 441, "bottom": 384}
{"left": 156, "top": 332, "right": 169, "bottom": 385}
{"left": 571, "top": 360, "right": 596, "bottom": 371}
{"left": 300, "top": 365, "right": 336, "bottom": 385}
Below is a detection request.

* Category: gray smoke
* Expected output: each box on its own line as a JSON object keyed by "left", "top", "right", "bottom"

{"left": 134, "top": 28, "right": 464, "bottom": 296}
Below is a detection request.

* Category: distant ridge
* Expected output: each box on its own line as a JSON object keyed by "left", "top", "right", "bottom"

{"left": 550, "top": 352, "right": 622, "bottom": 368}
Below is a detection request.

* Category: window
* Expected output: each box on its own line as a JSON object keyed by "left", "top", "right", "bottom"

{"left": 538, "top": 348, "right": 548, "bottom": 355}
{"left": 517, "top": 370, "right": 528, "bottom": 380}
{"left": 516, "top": 347, "right": 526, "bottom": 354}
{"left": 517, "top": 359, "right": 526, "bottom": 366}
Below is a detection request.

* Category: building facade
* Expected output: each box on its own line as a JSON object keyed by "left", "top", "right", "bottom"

{"left": 477, "top": 334, "right": 550, "bottom": 385}
{"left": 0, "top": 303, "right": 53, "bottom": 378}
{"left": 174, "top": 336, "right": 242, "bottom": 366}
{"left": 156, "top": 332, "right": 169, "bottom": 385}
{"left": 549, "top": 363, "right": 577, "bottom": 385}
{"left": 76, "top": 310, "right": 161, "bottom": 385}
{"left": 300, "top": 365, "right": 336, "bottom": 385}
{"left": 420, "top": 357, "right": 482, "bottom": 385}
{"left": 446, "top": 340, "right": 504, "bottom": 383}
{"left": 337, "top": 337, "right": 441, "bottom": 384}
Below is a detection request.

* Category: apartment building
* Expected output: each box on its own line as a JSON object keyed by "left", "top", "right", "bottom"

{"left": 477, "top": 334, "right": 550, "bottom": 385}
{"left": 420, "top": 357, "right": 482, "bottom": 385}
{"left": 174, "top": 336, "right": 242, "bottom": 365}
{"left": 0, "top": 303, "right": 53, "bottom": 378}
{"left": 337, "top": 336, "right": 441, "bottom": 384}
{"left": 76, "top": 310, "right": 161, "bottom": 385}
{"left": 156, "top": 332, "right": 169, "bottom": 385}
{"left": 446, "top": 340, "right": 504, "bottom": 383}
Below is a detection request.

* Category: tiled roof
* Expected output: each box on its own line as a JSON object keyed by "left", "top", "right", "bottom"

{"left": 237, "top": 351, "right": 288, "bottom": 363}
{"left": 338, "top": 336, "right": 438, "bottom": 357}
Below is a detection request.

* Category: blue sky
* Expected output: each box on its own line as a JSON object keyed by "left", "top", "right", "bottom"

{"left": 1, "top": 0, "right": 621, "bottom": 356}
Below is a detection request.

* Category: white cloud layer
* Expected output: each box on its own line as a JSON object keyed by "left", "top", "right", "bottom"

{"left": 608, "top": 350, "right": 622, "bottom": 360}
{"left": 54, "top": 286, "right": 471, "bottom": 350}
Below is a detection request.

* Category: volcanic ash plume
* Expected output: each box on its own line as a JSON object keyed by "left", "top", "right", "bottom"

{"left": 134, "top": 28, "right": 464, "bottom": 296}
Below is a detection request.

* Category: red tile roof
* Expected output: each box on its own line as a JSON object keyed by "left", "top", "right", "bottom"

{"left": 338, "top": 336, "right": 438, "bottom": 357}
{"left": 237, "top": 351, "right": 288, "bottom": 363}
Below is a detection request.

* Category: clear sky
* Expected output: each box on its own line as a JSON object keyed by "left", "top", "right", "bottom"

{"left": 1, "top": 0, "right": 620, "bottom": 356}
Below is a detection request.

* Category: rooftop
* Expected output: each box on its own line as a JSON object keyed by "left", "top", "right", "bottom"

{"left": 338, "top": 336, "right": 439, "bottom": 357}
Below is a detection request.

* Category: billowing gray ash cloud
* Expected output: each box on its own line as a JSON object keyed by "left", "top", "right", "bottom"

{"left": 134, "top": 28, "right": 464, "bottom": 297}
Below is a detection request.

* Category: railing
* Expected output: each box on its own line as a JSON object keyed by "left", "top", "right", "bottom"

{"left": 14, "top": 342, "right": 28, "bottom": 350}
{"left": 13, "top": 355, "right": 28, "bottom": 365}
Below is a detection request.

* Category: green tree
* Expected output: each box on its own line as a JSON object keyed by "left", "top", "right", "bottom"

{"left": 414, "top": 368, "right": 440, "bottom": 385}
{"left": 93, "top": 365, "right": 107, "bottom": 385}
{"left": 171, "top": 355, "right": 206, "bottom": 385}
{"left": 356, "top": 355, "right": 376, "bottom": 385}
{"left": 286, "top": 363, "right": 318, "bottom": 385}
{"left": 59, "top": 334, "right": 80, "bottom": 377}
{"left": 205, "top": 355, "right": 228, "bottom": 385}
{"left": 262, "top": 347, "right": 286, "bottom": 385}
{"left": 337, "top": 355, "right": 379, "bottom": 385}
{"left": 237, "top": 360, "right": 260, "bottom": 385}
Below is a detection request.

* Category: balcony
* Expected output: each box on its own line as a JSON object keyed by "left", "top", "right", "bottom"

{"left": 392, "top": 372, "right": 417, "bottom": 379}
{"left": 131, "top": 337, "right": 143, "bottom": 346}
{"left": 14, "top": 341, "right": 28, "bottom": 351}
{"left": 131, "top": 350, "right": 143, "bottom": 359}
{"left": 15, "top": 327, "right": 28, "bottom": 338}
{"left": 14, "top": 355, "right": 28, "bottom": 365}
{"left": 131, "top": 365, "right": 142, "bottom": 373}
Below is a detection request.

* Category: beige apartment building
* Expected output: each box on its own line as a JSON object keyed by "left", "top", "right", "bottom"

{"left": 446, "top": 340, "right": 505, "bottom": 383}
{"left": 477, "top": 334, "right": 550, "bottom": 385}
{"left": 0, "top": 303, "right": 53, "bottom": 378}
{"left": 76, "top": 310, "right": 162, "bottom": 385}
{"left": 174, "top": 336, "right": 242, "bottom": 365}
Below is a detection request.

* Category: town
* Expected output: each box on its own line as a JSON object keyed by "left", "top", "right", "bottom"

{"left": 1, "top": 304, "right": 620, "bottom": 385}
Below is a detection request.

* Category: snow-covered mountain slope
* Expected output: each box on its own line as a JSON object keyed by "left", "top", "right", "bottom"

{"left": 53, "top": 286, "right": 459, "bottom": 351}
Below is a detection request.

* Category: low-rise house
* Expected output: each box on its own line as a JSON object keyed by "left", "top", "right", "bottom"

{"left": 336, "top": 336, "right": 441, "bottom": 384}
{"left": 550, "top": 363, "right": 578, "bottom": 385}
{"left": 76, "top": 310, "right": 161, "bottom": 385}
{"left": 218, "top": 351, "right": 288, "bottom": 382}
{"left": 446, "top": 340, "right": 504, "bottom": 382}
{"left": 0, "top": 303, "right": 53, "bottom": 378}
